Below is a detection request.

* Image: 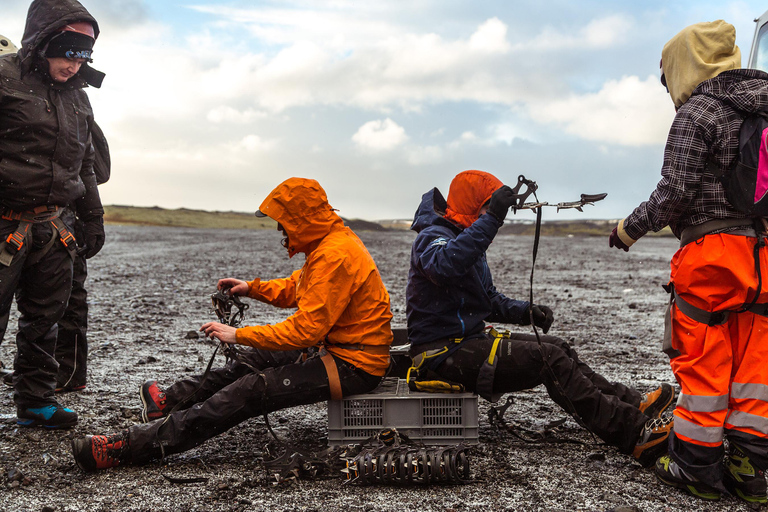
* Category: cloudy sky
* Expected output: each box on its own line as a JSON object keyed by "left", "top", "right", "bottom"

{"left": 4, "top": 0, "right": 768, "bottom": 222}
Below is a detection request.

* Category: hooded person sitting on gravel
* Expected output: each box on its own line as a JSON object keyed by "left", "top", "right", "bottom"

{"left": 71, "top": 177, "right": 394, "bottom": 471}
{"left": 406, "top": 170, "right": 675, "bottom": 467}
{"left": 610, "top": 20, "right": 768, "bottom": 503}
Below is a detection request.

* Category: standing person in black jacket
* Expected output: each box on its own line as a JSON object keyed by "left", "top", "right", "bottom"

{"left": 406, "top": 170, "right": 675, "bottom": 467}
{"left": 0, "top": 35, "right": 110, "bottom": 391}
{"left": 0, "top": 0, "right": 106, "bottom": 428}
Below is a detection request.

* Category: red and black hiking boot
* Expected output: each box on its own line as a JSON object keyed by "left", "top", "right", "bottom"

{"left": 638, "top": 383, "right": 675, "bottom": 418}
{"left": 633, "top": 416, "right": 674, "bottom": 467}
{"left": 140, "top": 379, "right": 167, "bottom": 423}
{"left": 71, "top": 431, "right": 130, "bottom": 472}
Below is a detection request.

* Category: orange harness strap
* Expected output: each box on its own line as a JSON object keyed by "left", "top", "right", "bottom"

{"left": 320, "top": 351, "right": 343, "bottom": 401}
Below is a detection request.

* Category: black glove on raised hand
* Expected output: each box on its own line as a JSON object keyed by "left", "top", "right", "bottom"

{"left": 530, "top": 304, "right": 554, "bottom": 334}
{"left": 80, "top": 215, "right": 105, "bottom": 259}
{"left": 609, "top": 227, "right": 630, "bottom": 252}
{"left": 487, "top": 185, "right": 517, "bottom": 221}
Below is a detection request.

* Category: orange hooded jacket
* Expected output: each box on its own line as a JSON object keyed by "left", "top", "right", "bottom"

{"left": 444, "top": 170, "right": 503, "bottom": 229}
{"left": 234, "top": 178, "right": 394, "bottom": 376}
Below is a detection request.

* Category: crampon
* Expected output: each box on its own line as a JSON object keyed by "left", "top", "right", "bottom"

{"left": 340, "top": 428, "right": 472, "bottom": 485}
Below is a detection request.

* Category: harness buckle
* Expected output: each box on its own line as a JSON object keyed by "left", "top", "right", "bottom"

{"left": 5, "top": 230, "right": 26, "bottom": 252}
{"left": 56, "top": 224, "right": 76, "bottom": 248}
{"left": 708, "top": 311, "right": 727, "bottom": 326}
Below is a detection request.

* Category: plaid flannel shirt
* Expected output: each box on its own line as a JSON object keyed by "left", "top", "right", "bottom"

{"left": 624, "top": 69, "right": 768, "bottom": 240}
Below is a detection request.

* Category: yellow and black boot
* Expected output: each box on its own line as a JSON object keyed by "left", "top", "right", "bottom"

{"left": 724, "top": 443, "right": 768, "bottom": 504}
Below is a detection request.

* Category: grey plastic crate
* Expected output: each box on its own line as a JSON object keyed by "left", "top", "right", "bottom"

{"left": 327, "top": 378, "right": 478, "bottom": 446}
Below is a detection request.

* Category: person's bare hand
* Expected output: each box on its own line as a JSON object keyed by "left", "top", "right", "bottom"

{"left": 200, "top": 322, "right": 237, "bottom": 344}
{"left": 217, "top": 278, "right": 249, "bottom": 296}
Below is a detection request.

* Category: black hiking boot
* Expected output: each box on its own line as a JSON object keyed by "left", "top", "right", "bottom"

{"left": 72, "top": 431, "right": 131, "bottom": 472}
{"left": 655, "top": 455, "right": 722, "bottom": 500}
{"left": 638, "top": 383, "right": 674, "bottom": 418}
{"left": 724, "top": 443, "right": 768, "bottom": 504}
{"left": 633, "top": 416, "right": 673, "bottom": 467}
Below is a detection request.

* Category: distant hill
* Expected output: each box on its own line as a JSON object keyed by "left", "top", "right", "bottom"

{"left": 104, "top": 205, "right": 392, "bottom": 232}
{"left": 104, "top": 205, "right": 674, "bottom": 236}
{"left": 104, "top": 205, "right": 276, "bottom": 230}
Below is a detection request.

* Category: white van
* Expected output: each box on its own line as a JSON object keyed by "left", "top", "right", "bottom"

{"left": 748, "top": 11, "right": 768, "bottom": 70}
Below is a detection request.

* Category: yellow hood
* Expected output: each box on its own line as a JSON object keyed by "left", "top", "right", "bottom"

{"left": 662, "top": 20, "right": 741, "bottom": 108}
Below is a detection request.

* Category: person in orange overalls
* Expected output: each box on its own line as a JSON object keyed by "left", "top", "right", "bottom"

{"left": 71, "top": 177, "right": 394, "bottom": 471}
{"left": 610, "top": 20, "right": 768, "bottom": 503}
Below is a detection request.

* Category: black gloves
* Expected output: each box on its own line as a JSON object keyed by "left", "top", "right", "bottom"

{"left": 609, "top": 227, "right": 630, "bottom": 252}
{"left": 79, "top": 215, "right": 105, "bottom": 259}
{"left": 487, "top": 185, "right": 516, "bottom": 222}
{"left": 529, "top": 304, "right": 554, "bottom": 334}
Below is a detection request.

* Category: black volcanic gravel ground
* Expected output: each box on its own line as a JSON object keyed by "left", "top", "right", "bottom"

{"left": 0, "top": 226, "right": 760, "bottom": 512}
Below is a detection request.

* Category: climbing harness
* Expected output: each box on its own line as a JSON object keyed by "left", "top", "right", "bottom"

{"left": 662, "top": 218, "right": 768, "bottom": 357}
{"left": 406, "top": 336, "right": 467, "bottom": 394}
{"left": 0, "top": 205, "right": 76, "bottom": 267}
{"left": 406, "top": 327, "right": 506, "bottom": 400}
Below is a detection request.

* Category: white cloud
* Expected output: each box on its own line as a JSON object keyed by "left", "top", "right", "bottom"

{"left": 526, "top": 14, "right": 633, "bottom": 50}
{"left": 352, "top": 119, "right": 408, "bottom": 151}
{"left": 238, "top": 134, "right": 279, "bottom": 152}
{"left": 207, "top": 106, "right": 267, "bottom": 124}
{"left": 469, "top": 18, "right": 510, "bottom": 52}
{"left": 528, "top": 74, "right": 675, "bottom": 146}
{"left": 405, "top": 145, "right": 444, "bottom": 166}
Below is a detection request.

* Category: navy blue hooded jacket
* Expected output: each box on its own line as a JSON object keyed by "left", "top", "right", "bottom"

{"left": 406, "top": 187, "right": 530, "bottom": 348}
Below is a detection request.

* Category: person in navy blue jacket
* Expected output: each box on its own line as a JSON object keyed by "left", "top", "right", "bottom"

{"left": 406, "top": 170, "right": 674, "bottom": 466}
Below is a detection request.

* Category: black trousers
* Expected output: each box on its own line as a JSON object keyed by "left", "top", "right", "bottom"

{"left": 0, "top": 215, "right": 89, "bottom": 389}
{"left": 54, "top": 250, "right": 88, "bottom": 388}
{"left": 0, "top": 214, "right": 74, "bottom": 409}
{"left": 427, "top": 332, "right": 648, "bottom": 454}
{"left": 128, "top": 348, "right": 381, "bottom": 464}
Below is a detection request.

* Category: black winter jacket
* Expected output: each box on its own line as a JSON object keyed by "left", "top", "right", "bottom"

{"left": 406, "top": 188, "right": 530, "bottom": 348}
{"left": 0, "top": 0, "right": 104, "bottom": 214}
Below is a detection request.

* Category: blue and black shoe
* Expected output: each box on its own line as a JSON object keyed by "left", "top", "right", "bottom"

{"left": 17, "top": 404, "right": 78, "bottom": 428}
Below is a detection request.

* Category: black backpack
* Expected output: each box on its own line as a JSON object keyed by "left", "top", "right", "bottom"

{"left": 707, "top": 110, "right": 768, "bottom": 216}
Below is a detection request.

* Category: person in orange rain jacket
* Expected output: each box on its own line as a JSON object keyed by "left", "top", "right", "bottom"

{"left": 71, "top": 177, "right": 394, "bottom": 471}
